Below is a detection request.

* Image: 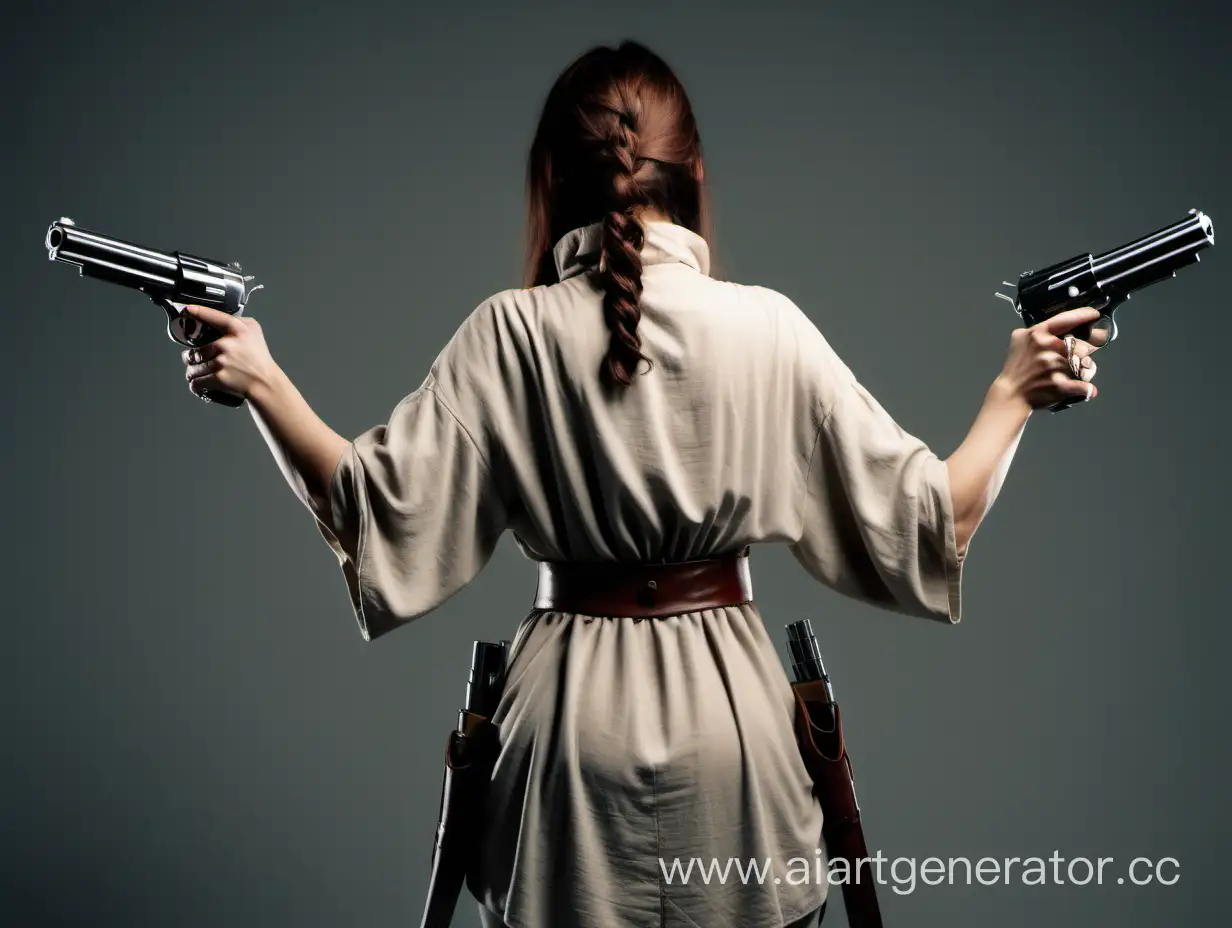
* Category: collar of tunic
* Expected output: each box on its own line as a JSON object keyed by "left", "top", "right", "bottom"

{"left": 552, "top": 220, "right": 711, "bottom": 282}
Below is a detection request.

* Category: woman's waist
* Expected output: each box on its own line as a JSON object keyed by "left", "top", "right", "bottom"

{"left": 531, "top": 547, "right": 754, "bottom": 618}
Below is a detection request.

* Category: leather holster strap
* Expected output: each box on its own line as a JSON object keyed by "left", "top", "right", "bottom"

{"left": 533, "top": 548, "right": 753, "bottom": 618}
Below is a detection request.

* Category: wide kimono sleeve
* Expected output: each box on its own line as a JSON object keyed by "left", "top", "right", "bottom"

{"left": 781, "top": 299, "right": 965, "bottom": 624}
{"left": 314, "top": 377, "right": 509, "bottom": 641}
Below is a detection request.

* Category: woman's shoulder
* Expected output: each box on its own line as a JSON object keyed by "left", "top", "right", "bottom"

{"left": 429, "top": 280, "right": 588, "bottom": 380}
{"left": 462, "top": 277, "right": 597, "bottom": 332}
{"left": 441, "top": 276, "right": 839, "bottom": 367}
{"left": 712, "top": 280, "right": 837, "bottom": 352}
{"left": 727, "top": 281, "right": 856, "bottom": 403}
{"left": 726, "top": 281, "right": 814, "bottom": 326}
{"left": 439, "top": 283, "right": 554, "bottom": 344}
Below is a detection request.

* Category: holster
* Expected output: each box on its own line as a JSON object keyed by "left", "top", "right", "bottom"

{"left": 791, "top": 680, "right": 883, "bottom": 928}
{"left": 419, "top": 710, "right": 501, "bottom": 928}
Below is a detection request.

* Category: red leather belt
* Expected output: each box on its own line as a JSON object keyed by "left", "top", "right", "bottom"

{"left": 533, "top": 548, "right": 754, "bottom": 618}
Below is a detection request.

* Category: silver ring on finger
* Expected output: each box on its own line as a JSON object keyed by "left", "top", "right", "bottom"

{"left": 1064, "top": 335, "right": 1081, "bottom": 380}
{"left": 188, "top": 347, "right": 202, "bottom": 365}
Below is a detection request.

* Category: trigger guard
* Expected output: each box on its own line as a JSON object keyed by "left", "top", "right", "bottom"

{"left": 167, "top": 311, "right": 211, "bottom": 348}
{"left": 1094, "top": 313, "right": 1118, "bottom": 344}
{"left": 1069, "top": 312, "right": 1117, "bottom": 349}
{"left": 150, "top": 293, "right": 219, "bottom": 348}
{"left": 1087, "top": 293, "right": 1122, "bottom": 346}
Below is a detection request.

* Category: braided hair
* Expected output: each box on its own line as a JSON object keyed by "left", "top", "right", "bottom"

{"left": 525, "top": 42, "right": 709, "bottom": 389}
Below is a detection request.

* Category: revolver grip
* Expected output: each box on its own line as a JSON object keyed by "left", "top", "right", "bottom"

{"left": 1047, "top": 302, "right": 1118, "bottom": 412}
{"left": 1048, "top": 394, "right": 1088, "bottom": 413}
{"left": 154, "top": 295, "right": 246, "bottom": 408}
{"left": 201, "top": 387, "right": 246, "bottom": 408}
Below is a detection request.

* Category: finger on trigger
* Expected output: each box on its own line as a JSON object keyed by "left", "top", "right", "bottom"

{"left": 184, "top": 303, "right": 242, "bottom": 333}
{"left": 1041, "top": 305, "right": 1103, "bottom": 335}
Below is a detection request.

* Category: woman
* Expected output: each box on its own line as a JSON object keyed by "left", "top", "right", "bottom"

{"left": 180, "top": 41, "right": 1100, "bottom": 928}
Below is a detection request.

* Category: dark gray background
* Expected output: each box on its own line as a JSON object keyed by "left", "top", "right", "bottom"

{"left": 3, "top": 0, "right": 1229, "bottom": 925}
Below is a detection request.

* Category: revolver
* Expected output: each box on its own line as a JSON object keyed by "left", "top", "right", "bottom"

{"left": 45, "top": 217, "right": 264, "bottom": 407}
{"left": 995, "top": 208, "right": 1214, "bottom": 411}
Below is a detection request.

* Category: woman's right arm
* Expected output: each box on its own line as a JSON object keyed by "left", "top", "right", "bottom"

{"left": 945, "top": 305, "right": 1104, "bottom": 557}
{"left": 786, "top": 299, "right": 1104, "bottom": 625}
{"left": 179, "top": 303, "right": 350, "bottom": 525}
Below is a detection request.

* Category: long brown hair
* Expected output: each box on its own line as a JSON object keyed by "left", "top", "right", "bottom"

{"left": 524, "top": 41, "right": 709, "bottom": 388}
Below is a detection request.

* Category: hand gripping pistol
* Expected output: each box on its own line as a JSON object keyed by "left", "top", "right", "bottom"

{"left": 45, "top": 217, "right": 265, "bottom": 407}
{"left": 994, "top": 209, "right": 1214, "bottom": 411}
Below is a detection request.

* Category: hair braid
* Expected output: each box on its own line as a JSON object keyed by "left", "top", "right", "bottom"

{"left": 525, "top": 41, "right": 709, "bottom": 388}
{"left": 598, "top": 114, "right": 653, "bottom": 388}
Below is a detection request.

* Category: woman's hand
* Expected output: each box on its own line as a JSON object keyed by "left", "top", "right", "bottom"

{"left": 994, "top": 306, "right": 1104, "bottom": 411}
{"left": 946, "top": 306, "right": 1108, "bottom": 554}
{"left": 180, "top": 304, "right": 280, "bottom": 402}
{"left": 177, "top": 302, "right": 347, "bottom": 520}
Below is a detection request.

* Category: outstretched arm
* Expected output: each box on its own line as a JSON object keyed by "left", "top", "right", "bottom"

{"left": 180, "top": 297, "right": 511, "bottom": 641}
{"left": 945, "top": 305, "right": 1103, "bottom": 556}
{"left": 179, "top": 304, "right": 349, "bottom": 523}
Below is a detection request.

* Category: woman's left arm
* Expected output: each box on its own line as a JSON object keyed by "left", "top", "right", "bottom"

{"left": 181, "top": 298, "right": 511, "bottom": 642}
{"left": 180, "top": 303, "right": 349, "bottom": 524}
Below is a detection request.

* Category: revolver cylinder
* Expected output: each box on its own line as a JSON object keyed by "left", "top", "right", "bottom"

{"left": 45, "top": 217, "right": 262, "bottom": 350}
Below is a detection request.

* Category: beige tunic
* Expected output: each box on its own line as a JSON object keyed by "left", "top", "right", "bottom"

{"left": 315, "top": 221, "right": 964, "bottom": 928}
